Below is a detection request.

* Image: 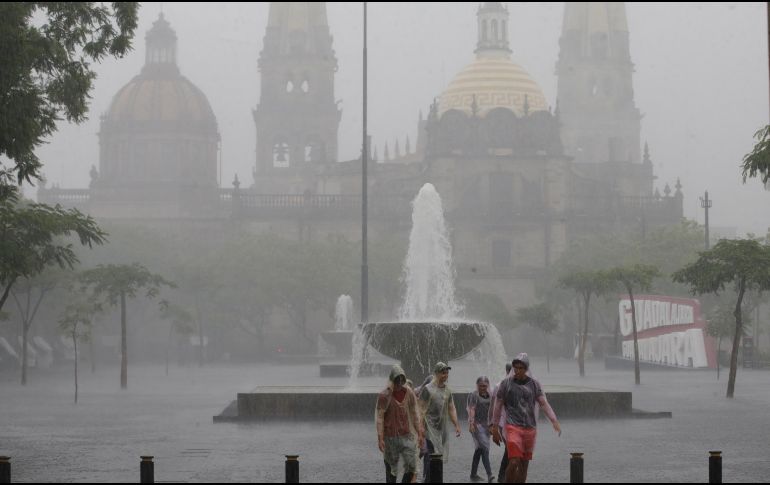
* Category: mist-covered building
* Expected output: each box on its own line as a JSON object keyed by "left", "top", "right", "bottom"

{"left": 39, "top": 2, "right": 684, "bottom": 312}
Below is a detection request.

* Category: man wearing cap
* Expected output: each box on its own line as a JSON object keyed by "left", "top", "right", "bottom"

{"left": 491, "top": 353, "right": 561, "bottom": 483}
{"left": 376, "top": 365, "right": 424, "bottom": 483}
{"left": 418, "top": 362, "right": 462, "bottom": 482}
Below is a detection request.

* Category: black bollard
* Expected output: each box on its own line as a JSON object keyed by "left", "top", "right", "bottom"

{"left": 140, "top": 456, "right": 154, "bottom": 484}
{"left": 285, "top": 455, "right": 299, "bottom": 483}
{"left": 428, "top": 453, "right": 443, "bottom": 484}
{"left": 709, "top": 451, "right": 722, "bottom": 484}
{"left": 0, "top": 456, "right": 9, "bottom": 484}
{"left": 570, "top": 452, "right": 584, "bottom": 484}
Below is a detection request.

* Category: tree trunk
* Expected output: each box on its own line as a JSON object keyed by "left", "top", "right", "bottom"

{"left": 73, "top": 331, "right": 79, "bottom": 404}
{"left": 628, "top": 285, "right": 641, "bottom": 385}
{"left": 543, "top": 330, "right": 550, "bottom": 374}
{"left": 727, "top": 281, "right": 746, "bottom": 398}
{"left": 120, "top": 291, "right": 127, "bottom": 390}
{"left": 166, "top": 323, "right": 173, "bottom": 377}
{"left": 579, "top": 293, "right": 590, "bottom": 377}
{"left": 90, "top": 332, "right": 96, "bottom": 374}
{"left": 21, "top": 322, "right": 29, "bottom": 386}
{"left": 716, "top": 335, "right": 721, "bottom": 380}
{"left": 195, "top": 299, "right": 205, "bottom": 367}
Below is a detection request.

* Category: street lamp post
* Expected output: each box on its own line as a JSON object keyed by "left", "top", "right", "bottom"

{"left": 700, "top": 190, "right": 712, "bottom": 250}
{"left": 361, "top": 2, "right": 369, "bottom": 324}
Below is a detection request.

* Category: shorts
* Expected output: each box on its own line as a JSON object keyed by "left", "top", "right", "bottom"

{"left": 384, "top": 435, "right": 418, "bottom": 474}
{"left": 505, "top": 424, "right": 537, "bottom": 461}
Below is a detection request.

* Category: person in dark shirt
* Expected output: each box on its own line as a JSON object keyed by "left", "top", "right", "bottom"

{"left": 491, "top": 353, "right": 561, "bottom": 483}
{"left": 467, "top": 375, "right": 494, "bottom": 482}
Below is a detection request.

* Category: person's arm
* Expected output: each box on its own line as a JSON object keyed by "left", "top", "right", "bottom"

{"left": 466, "top": 393, "right": 476, "bottom": 433}
{"left": 376, "top": 394, "right": 387, "bottom": 451}
{"left": 537, "top": 393, "right": 561, "bottom": 436}
{"left": 490, "top": 383, "right": 505, "bottom": 445}
{"left": 448, "top": 394, "right": 461, "bottom": 437}
{"left": 408, "top": 390, "right": 425, "bottom": 447}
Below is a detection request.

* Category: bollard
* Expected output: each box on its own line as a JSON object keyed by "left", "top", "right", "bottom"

{"left": 285, "top": 455, "right": 299, "bottom": 483}
{"left": 0, "top": 456, "right": 9, "bottom": 484}
{"left": 570, "top": 452, "right": 584, "bottom": 484}
{"left": 140, "top": 456, "right": 154, "bottom": 484}
{"left": 428, "top": 453, "right": 443, "bottom": 483}
{"left": 709, "top": 451, "right": 722, "bottom": 484}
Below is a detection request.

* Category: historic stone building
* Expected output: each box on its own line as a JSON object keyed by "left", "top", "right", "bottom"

{"left": 39, "top": 2, "right": 684, "bottom": 312}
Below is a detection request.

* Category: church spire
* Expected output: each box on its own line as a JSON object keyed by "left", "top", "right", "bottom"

{"left": 475, "top": 3, "right": 511, "bottom": 59}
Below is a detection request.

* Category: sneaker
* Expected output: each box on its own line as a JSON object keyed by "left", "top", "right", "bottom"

{"left": 470, "top": 474, "right": 483, "bottom": 482}
{"left": 487, "top": 476, "right": 495, "bottom": 483}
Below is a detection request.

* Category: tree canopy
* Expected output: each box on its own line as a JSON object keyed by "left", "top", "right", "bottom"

{"left": 673, "top": 239, "right": 770, "bottom": 397}
{"left": 0, "top": 2, "right": 138, "bottom": 191}
{"left": 742, "top": 125, "right": 770, "bottom": 185}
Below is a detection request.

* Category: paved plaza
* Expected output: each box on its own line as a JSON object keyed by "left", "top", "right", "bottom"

{"left": 1, "top": 358, "right": 769, "bottom": 482}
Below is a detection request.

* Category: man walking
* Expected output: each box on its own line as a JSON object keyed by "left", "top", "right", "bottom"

{"left": 419, "top": 362, "right": 462, "bottom": 482}
{"left": 377, "top": 365, "right": 424, "bottom": 483}
{"left": 491, "top": 353, "right": 561, "bottom": 483}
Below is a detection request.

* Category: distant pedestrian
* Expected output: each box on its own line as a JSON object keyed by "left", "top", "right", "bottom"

{"left": 376, "top": 365, "right": 424, "bottom": 483}
{"left": 489, "top": 363, "right": 512, "bottom": 482}
{"left": 467, "top": 375, "right": 494, "bottom": 482}
{"left": 418, "top": 362, "right": 462, "bottom": 482}
{"left": 491, "top": 353, "right": 561, "bottom": 483}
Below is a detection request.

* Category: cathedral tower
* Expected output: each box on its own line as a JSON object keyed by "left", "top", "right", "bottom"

{"left": 556, "top": 3, "right": 641, "bottom": 165}
{"left": 253, "top": 3, "right": 341, "bottom": 179}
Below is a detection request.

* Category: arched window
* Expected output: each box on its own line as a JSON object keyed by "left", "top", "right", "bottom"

{"left": 482, "top": 20, "right": 488, "bottom": 41}
{"left": 301, "top": 79, "right": 309, "bottom": 93}
{"left": 286, "top": 80, "right": 294, "bottom": 93}
{"left": 491, "top": 19, "right": 498, "bottom": 41}
{"left": 501, "top": 20, "right": 507, "bottom": 42}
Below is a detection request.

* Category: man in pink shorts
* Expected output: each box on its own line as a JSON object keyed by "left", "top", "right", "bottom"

{"left": 491, "top": 353, "right": 561, "bottom": 483}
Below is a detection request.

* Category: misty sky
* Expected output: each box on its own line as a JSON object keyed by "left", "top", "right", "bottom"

{"left": 33, "top": 2, "right": 769, "bottom": 236}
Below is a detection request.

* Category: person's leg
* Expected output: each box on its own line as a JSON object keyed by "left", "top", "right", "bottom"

{"left": 505, "top": 457, "right": 523, "bottom": 483}
{"left": 481, "top": 446, "right": 492, "bottom": 480}
{"left": 519, "top": 461, "right": 530, "bottom": 483}
{"left": 422, "top": 439, "right": 434, "bottom": 482}
{"left": 400, "top": 436, "right": 417, "bottom": 484}
{"left": 385, "top": 461, "right": 397, "bottom": 484}
{"left": 497, "top": 426, "right": 508, "bottom": 482}
{"left": 471, "top": 448, "right": 482, "bottom": 478}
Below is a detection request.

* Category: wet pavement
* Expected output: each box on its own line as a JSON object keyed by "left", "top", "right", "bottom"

{"left": 1, "top": 358, "right": 769, "bottom": 482}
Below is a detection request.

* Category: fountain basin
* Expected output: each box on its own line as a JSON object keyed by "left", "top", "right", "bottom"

{"left": 361, "top": 321, "right": 487, "bottom": 380}
{"left": 320, "top": 330, "right": 354, "bottom": 357}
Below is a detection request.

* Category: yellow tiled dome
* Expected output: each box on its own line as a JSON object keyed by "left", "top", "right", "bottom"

{"left": 107, "top": 75, "right": 216, "bottom": 123}
{"left": 439, "top": 57, "right": 548, "bottom": 117}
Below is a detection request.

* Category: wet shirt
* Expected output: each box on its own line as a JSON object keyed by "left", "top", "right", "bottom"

{"left": 419, "top": 382, "right": 454, "bottom": 456}
{"left": 466, "top": 390, "right": 491, "bottom": 426}
{"left": 496, "top": 376, "right": 543, "bottom": 429}
{"left": 377, "top": 387, "right": 418, "bottom": 438}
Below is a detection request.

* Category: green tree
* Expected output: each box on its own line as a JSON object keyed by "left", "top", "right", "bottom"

{"left": 0, "top": 2, "right": 138, "bottom": 191}
{"left": 78, "top": 263, "right": 174, "bottom": 389}
{"left": 673, "top": 239, "right": 770, "bottom": 398}
{"left": 516, "top": 303, "right": 558, "bottom": 373}
{"left": 58, "top": 297, "right": 102, "bottom": 403}
{"left": 741, "top": 125, "right": 770, "bottom": 185}
{"left": 0, "top": 194, "right": 106, "bottom": 326}
{"left": 607, "top": 264, "right": 660, "bottom": 385}
{"left": 11, "top": 267, "right": 67, "bottom": 385}
{"left": 559, "top": 270, "right": 613, "bottom": 377}
{"left": 706, "top": 304, "right": 748, "bottom": 381}
{"left": 158, "top": 301, "right": 194, "bottom": 376}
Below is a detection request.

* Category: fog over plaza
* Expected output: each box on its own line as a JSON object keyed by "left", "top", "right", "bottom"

{"left": 4, "top": 3, "right": 770, "bottom": 483}
{"left": 34, "top": 2, "right": 770, "bottom": 234}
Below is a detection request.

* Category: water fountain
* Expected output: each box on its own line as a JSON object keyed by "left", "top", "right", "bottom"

{"left": 320, "top": 295, "right": 355, "bottom": 357}
{"left": 358, "top": 183, "right": 502, "bottom": 380}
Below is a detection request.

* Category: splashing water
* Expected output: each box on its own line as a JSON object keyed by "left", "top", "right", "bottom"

{"left": 398, "top": 183, "right": 463, "bottom": 321}
{"left": 334, "top": 295, "right": 354, "bottom": 331}
{"left": 348, "top": 183, "right": 507, "bottom": 388}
